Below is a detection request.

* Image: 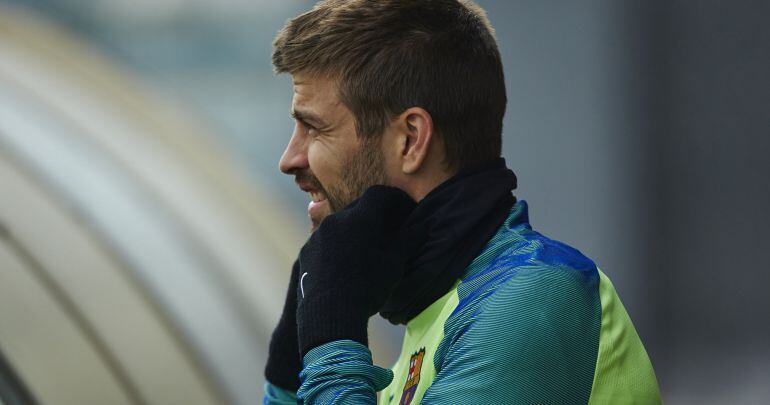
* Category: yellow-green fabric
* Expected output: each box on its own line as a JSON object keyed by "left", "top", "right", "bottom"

{"left": 381, "top": 282, "right": 460, "bottom": 404}
{"left": 587, "top": 270, "right": 661, "bottom": 404}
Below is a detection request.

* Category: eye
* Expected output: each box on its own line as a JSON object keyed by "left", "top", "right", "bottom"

{"left": 304, "top": 123, "right": 321, "bottom": 137}
{"left": 305, "top": 124, "right": 319, "bottom": 137}
{"left": 293, "top": 119, "right": 314, "bottom": 134}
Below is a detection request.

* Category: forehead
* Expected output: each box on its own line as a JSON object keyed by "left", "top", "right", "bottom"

{"left": 291, "top": 73, "right": 342, "bottom": 111}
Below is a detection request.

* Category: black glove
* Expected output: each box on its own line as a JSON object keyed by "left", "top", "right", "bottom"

{"left": 296, "top": 185, "right": 425, "bottom": 356}
{"left": 264, "top": 260, "right": 302, "bottom": 391}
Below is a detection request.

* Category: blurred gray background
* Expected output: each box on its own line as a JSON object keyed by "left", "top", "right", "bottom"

{"left": 1, "top": 0, "right": 768, "bottom": 403}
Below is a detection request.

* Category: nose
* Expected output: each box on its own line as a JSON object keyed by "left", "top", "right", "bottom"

{"left": 279, "top": 124, "right": 309, "bottom": 174}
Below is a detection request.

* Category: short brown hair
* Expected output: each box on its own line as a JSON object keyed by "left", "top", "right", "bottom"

{"left": 272, "top": 0, "right": 506, "bottom": 171}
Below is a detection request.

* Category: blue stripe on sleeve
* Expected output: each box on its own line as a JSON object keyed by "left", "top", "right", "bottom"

{"left": 297, "top": 340, "right": 393, "bottom": 404}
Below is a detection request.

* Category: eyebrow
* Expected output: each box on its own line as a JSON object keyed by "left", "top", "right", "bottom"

{"left": 290, "top": 109, "right": 328, "bottom": 129}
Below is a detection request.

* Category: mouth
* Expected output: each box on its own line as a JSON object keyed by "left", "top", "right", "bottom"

{"left": 299, "top": 183, "right": 328, "bottom": 205}
{"left": 306, "top": 193, "right": 330, "bottom": 231}
{"left": 296, "top": 179, "right": 332, "bottom": 228}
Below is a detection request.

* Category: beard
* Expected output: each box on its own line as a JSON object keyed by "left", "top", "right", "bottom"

{"left": 326, "top": 136, "right": 389, "bottom": 211}
{"left": 297, "top": 136, "right": 389, "bottom": 229}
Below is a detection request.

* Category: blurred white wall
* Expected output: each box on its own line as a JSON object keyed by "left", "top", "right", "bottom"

{"left": 0, "top": 4, "right": 305, "bottom": 403}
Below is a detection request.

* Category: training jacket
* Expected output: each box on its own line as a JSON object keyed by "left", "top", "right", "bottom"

{"left": 263, "top": 200, "right": 661, "bottom": 404}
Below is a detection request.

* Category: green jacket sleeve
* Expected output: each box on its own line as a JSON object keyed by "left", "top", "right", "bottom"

{"left": 296, "top": 340, "right": 393, "bottom": 404}
{"left": 262, "top": 382, "right": 297, "bottom": 405}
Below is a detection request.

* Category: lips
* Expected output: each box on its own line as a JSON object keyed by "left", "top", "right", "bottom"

{"left": 296, "top": 177, "right": 327, "bottom": 201}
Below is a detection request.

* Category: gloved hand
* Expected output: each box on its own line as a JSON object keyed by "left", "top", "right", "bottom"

{"left": 264, "top": 260, "right": 302, "bottom": 391}
{"left": 296, "top": 185, "right": 425, "bottom": 356}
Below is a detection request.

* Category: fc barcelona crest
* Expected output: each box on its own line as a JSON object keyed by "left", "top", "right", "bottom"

{"left": 400, "top": 348, "right": 426, "bottom": 405}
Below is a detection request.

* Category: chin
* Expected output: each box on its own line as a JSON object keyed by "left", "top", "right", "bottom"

{"left": 309, "top": 211, "right": 331, "bottom": 233}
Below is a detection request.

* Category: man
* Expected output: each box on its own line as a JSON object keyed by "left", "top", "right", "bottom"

{"left": 263, "top": 1, "right": 660, "bottom": 404}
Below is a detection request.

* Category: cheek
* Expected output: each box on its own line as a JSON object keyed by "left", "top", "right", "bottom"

{"left": 307, "top": 141, "right": 340, "bottom": 187}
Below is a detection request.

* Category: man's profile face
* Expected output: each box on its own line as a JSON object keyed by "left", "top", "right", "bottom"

{"left": 278, "top": 73, "right": 389, "bottom": 230}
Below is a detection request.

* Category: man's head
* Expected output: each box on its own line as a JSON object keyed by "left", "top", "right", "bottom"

{"left": 275, "top": 0, "right": 507, "bottom": 229}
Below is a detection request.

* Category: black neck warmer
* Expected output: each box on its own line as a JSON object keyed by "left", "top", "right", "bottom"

{"left": 380, "top": 158, "right": 518, "bottom": 325}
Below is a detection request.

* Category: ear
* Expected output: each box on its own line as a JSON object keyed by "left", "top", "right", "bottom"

{"left": 396, "top": 107, "right": 434, "bottom": 175}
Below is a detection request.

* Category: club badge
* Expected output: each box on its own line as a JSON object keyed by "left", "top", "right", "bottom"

{"left": 400, "top": 348, "right": 426, "bottom": 405}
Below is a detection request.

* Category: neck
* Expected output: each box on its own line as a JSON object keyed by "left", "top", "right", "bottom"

{"left": 398, "top": 163, "right": 456, "bottom": 202}
{"left": 410, "top": 173, "right": 453, "bottom": 202}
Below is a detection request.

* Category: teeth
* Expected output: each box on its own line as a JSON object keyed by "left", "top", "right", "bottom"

{"left": 309, "top": 191, "right": 325, "bottom": 203}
